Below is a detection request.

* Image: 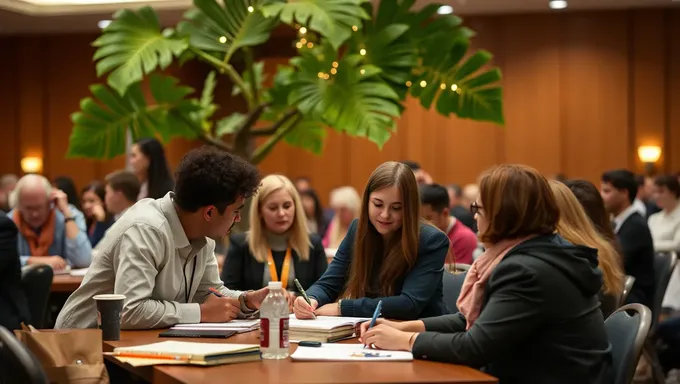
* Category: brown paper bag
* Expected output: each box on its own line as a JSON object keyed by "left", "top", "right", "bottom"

{"left": 14, "top": 325, "right": 109, "bottom": 384}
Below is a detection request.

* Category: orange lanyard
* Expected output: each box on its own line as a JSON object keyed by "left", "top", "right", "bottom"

{"left": 267, "top": 248, "right": 291, "bottom": 290}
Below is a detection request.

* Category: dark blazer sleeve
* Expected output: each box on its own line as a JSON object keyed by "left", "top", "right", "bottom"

{"left": 309, "top": 234, "right": 328, "bottom": 284}
{"left": 221, "top": 233, "right": 249, "bottom": 291}
{"left": 339, "top": 224, "right": 450, "bottom": 319}
{"left": 0, "top": 214, "right": 19, "bottom": 276}
{"left": 421, "top": 312, "right": 468, "bottom": 333}
{"left": 412, "top": 259, "right": 544, "bottom": 367}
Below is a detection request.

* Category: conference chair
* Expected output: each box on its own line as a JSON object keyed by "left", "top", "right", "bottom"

{"left": 645, "top": 251, "right": 677, "bottom": 384}
{"left": 621, "top": 275, "right": 636, "bottom": 307}
{"left": 20, "top": 264, "right": 54, "bottom": 329}
{"left": 442, "top": 270, "right": 467, "bottom": 313}
{"left": 0, "top": 326, "right": 48, "bottom": 384}
{"left": 604, "top": 304, "right": 652, "bottom": 384}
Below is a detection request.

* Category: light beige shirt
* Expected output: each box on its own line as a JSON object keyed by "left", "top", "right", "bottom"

{"left": 648, "top": 204, "right": 680, "bottom": 252}
{"left": 55, "top": 193, "right": 244, "bottom": 330}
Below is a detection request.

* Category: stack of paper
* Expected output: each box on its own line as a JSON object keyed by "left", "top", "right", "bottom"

{"left": 288, "top": 315, "right": 370, "bottom": 342}
{"left": 291, "top": 343, "right": 413, "bottom": 362}
{"left": 111, "top": 340, "right": 260, "bottom": 367}
{"left": 171, "top": 319, "right": 260, "bottom": 333}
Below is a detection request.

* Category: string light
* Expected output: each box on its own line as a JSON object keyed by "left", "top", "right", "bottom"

{"left": 318, "top": 72, "right": 324, "bottom": 78}
{"left": 405, "top": 81, "right": 412, "bottom": 87}
{"left": 332, "top": 61, "right": 339, "bottom": 68}
{"left": 352, "top": 25, "right": 358, "bottom": 31}
{"left": 440, "top": 83, "right": 446, "bottom": 90}
{"left": 360, "top": 69, "right": 365, "bottom": 75}
{"left": 330, "top": 68, "right": 337, "bottom": 75}
{"left": 306, "top": 42, "right": 314, "bottom": 48}
{"left": 359, "top": 48, "right": 366, "bottom": 55}
{"left": 450, "top": 84, "right": 458, "bottom": 91}
{"left": 300, "top": 27, "right": 307, "bottom": 34}
{"left": 420, "top": 80, "right": 427, "bottom": 87}
{"left": 300, "top": 38, "right": 307, "bottom": 44}
{"left": 323, "top": 73, "right": 330, "bottom": 80}
{"left": 247, "top": 6, "right": 254, "bottom": 12}
{"left": 295, "top": 42, "right": 303, "bottom": 49}
{"left": 219, "top": 36, "right": 227, "bottom": 44}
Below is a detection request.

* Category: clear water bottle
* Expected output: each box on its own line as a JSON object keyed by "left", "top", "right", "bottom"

{"left": 260, "top": 281, "right": 290, "bottom": 359}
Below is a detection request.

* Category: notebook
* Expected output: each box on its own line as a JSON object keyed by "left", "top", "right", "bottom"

{"left": 288, "top": 315, "right": 370, "bottom": 342}
{"left": 171, "top": 319, "right": 260, "bottom": 333}
{"left": 291, "top": 343, "right": 413, "bottom": 362}
{"left": 110, "top": 341, "right": 260, "bottom": 367}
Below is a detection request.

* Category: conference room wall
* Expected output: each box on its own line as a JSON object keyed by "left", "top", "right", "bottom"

{"left": 0, "top": 9, "right": 678, "bottom": 205}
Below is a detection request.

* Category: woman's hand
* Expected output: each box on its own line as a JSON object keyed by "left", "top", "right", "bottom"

{"left": 293, "top": 296, "right": 318, "bottom": 319}
{"left": 357, "top": 319, "right": 425, "bottom": 342}
{"left": 362, "top": 324, "right": 416, "bottom": 351}
{"left": 286, "top": 291, "right": 297, "bottom": 313}
{"left": 315, "top": 303, "right": 341, "bottom": 316}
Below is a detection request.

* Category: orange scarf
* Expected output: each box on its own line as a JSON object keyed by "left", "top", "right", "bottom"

{"left": 13, "top": 209, "right": 56, "bottom": 256}
{"left": 456, "top": 236, "right": 534, "bottom": 329}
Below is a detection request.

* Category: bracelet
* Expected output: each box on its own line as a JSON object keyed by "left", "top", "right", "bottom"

{"left": 337, "top": 299, "right": 343, "bottom": 315}
{"left": 64, "top": 217, "right": 75, "bottom": 223}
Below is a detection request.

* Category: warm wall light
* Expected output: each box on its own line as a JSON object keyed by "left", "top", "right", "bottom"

{"left": 21, "top": 157, "right": 43, "bottom": 174}
{"left": 638, "top": 146, "right": 662, "bottom": 164}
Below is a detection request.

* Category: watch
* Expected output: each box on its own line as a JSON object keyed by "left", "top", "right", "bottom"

{"left": 64, "top": 217, "right": 75, "bottom": 223}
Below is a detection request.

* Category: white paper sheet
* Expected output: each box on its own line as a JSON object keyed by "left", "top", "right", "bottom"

{"left": 291, "top": 344, "right": 413, "bottom": 362}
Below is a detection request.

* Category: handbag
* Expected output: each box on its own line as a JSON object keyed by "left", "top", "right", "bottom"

{"left": 14, "top": 324, "right": 109, "bottom": 384}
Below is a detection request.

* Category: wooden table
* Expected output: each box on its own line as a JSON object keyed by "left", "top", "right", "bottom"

{"left": 51, "top": 274, "right": 83, "bottom": 293}
{"left": 103, "top": 330, "right": 497, "bottom": 384}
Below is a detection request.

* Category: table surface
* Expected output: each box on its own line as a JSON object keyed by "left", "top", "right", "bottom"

{"left": 104, "top": 329, "right": 497, "bottom": 384}
{"left": 51, "top": 274, "right": 83, "bottom": 293}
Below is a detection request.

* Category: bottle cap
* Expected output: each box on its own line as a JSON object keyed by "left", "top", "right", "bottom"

{"left": 268, "top": 281, "right": 283, "bottom": 290}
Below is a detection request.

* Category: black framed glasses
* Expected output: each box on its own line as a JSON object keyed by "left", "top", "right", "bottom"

{"left": 470, "top": 202, "right": 483, "bottom": 215}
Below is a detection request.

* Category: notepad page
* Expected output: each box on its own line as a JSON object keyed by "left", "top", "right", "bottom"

{"left": 288, "top": 315, "right": 370, "bottom": 330}
{"left": 115, "top": 341, "right": 258, "bottom": 357}
{"left": 291, "top": 344, "right": 413, "bottom": 362}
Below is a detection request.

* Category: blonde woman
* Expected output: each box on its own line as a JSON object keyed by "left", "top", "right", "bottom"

{"left": 323, "top": 186, "right": 361, "bottom": 249}
{"left": 221, "top": 175, "right": 328, "bottom": 307}
{"left": 550, "top": 180, "right": 624, "bottom": 317}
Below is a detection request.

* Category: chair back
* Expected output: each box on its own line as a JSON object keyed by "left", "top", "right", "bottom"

{"left": 442, "top": 270, "right": 466, "bottom": 313}
{"left": 605, "top": 303, "right": 652, "bottom": 384}
{"left": 20, "top": 264, "right": 54, "bottom": 329}
{"left": 652, "top": 252, "right": 677, "bottom": 328}
{"left": 0, "top": 326, "right": 48, "bottom": 384}
{"left": 620, "top": 275, "right": 636, "bottom": 306}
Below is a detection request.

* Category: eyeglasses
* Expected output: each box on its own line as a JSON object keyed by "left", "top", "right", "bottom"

{"left": 470, "top": 202, "right": 483, "bottom": 215}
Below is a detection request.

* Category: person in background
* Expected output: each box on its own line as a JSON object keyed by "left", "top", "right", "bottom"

{"left": 550, "top": 180, "right": 624, "bottom": 318}
{"left": 130, "top": 137, "right": 174, "bottom": 200}
{"left": 223, "top": 174, "right": 327, "bottom": 309}
{"left": 81, "top": 182, "right": 113, "bottom": 248}
{"left": 53, "top": 176, "right": 81, "bottom": 211}
{"left": 461, "top": 184, "right": 480, "bottom": 210}
{"left": 401, "top": 160, "right": 433, "bottom": 185}
{"left": 293, "top": 161, "right": 449, "bottom": 320}
{"left": 0, "top": 210, "right": 30, "bottom": 330}
{"left": 0, "top": 174, "right": 18, "bottom": 213}
{"left": 420, "top": 184, "right": 477, "bottom": 265}
{"left": 9, "top": 174, "right": 91, "bottom": 271}
{"left": 565, "top": 180, "right": 620, "bottom": 248}
{"left": 323, "top": 186, "right": 361, "bottom": 249}
{"left": 445, "top": 183, "right": 476, "bottom": 231}
{"left": 104, "top": 170, "right": 141, "bottom": 220}
{"left": 55, "top": 146, "right": 269, "bottom": 329}
{"left": 358, "top": 164, "right": 612, "bottom": 384}
{"left": 636, "top": 174, "right": 661, "bottom": 218}
{"left": 294, "top": 176, "right": 312, "bottom": 193}
{"left": 601, "top": 169, "right": 655, "bottom": 308}
{"left": 299, "top": 189, "right": 327, "bottom": 237}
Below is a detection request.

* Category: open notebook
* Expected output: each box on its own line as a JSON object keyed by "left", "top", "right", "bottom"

{"left": 289, "top": 315, "right": 370, "bottom": 342}
{"left": 291, "top": 343, "right": 413, "bottom": 362}
{"left": 110, "top": 341, "right": 260, "bottom": 367}
{"left": 170, "top": 319, "right": 260, "bottom": 333}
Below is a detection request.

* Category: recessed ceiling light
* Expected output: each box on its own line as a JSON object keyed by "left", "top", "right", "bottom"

{"left": 549, "top": 0, "right": 567, "bottom": 9}
{"left": 437, "top": 5, "right": 454, "bottom": 15}
{"left": 98, "top": 20, "right": 111, "bottom": 29}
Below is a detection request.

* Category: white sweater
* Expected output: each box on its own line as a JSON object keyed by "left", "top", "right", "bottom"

{"left": 648, "top": 204, "right": 680, "bottom": 252}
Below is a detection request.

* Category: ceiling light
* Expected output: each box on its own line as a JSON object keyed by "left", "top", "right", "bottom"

{"left": 548, "top": 0, "right": 567, "bottom": 9}
{"left": 437, "top": 5, "right": 454, "bottom": 15}
{"left": 97, "top": 20, "right": 111, "bottom": 29}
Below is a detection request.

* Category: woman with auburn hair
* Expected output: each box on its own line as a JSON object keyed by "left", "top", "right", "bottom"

{"left": 550, "top": 180, "right": 624, "bottom": 317}
{"left": 222, "top": 174, "right": 328, "bottom": 308}
{"left": 293, "top": 161, "right": 449, "bottom": 319}
{"left": 323, "top": 186, "right": 361, "bottom": 249}
{"left": 358, "top": 164, "right": 612, "bottom": 384}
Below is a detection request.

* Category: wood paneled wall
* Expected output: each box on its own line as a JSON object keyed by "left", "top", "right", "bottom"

{"left": 0, "top": 9, "right": 679, "bottom": 204}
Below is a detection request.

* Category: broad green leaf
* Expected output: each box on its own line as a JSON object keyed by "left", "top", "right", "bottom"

{"left": 215, "top": 113, "right": 247, "bottom": 136}
{"left": 283, "top": 119, "right": 327, "bottom": 154}
{"left": 233, "top": 61, "right": 266, "bottom": 97}
{"left": 262, "top": 0, "right": 370, "bottom": 49}
{"left": 177, "top": 0, "right": 277, "bottom": 62}
{"left": 92, "top": 7, "right": 188, "bottom": 96}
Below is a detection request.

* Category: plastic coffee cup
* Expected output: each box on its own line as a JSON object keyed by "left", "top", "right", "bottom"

{"left": 93, "top": 294, "right": 125, "bottom": 341}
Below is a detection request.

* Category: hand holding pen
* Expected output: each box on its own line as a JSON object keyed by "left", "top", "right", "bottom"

{"left": 293, "top": 278, "right": 317, "bottom": 319}
{"left": 199, "top": 288, "right": 239, "bottom": 322}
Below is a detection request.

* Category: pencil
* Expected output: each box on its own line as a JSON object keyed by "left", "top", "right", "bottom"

{"left": 208, "top": 287, "right": 224, "bottom": 297}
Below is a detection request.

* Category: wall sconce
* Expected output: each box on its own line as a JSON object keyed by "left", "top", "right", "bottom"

{"left": 21, "top": 157, "right": 43, "bottom": 174}
{"left": 637, "top": 145, "right": 661, "bottom": 175}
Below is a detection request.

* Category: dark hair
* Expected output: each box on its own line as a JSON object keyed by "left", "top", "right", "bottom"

{"left": 400, "top": 160, "right": 421, "bottom": 171}
{"left": 655, "top": 175, "right": 680, "bottom": 198}
{"left": 420, "top": 184, "right": 449, "bottom": 212}
{"left": 601, "top": 169, "right": 637, "bottom": 204}
{"left": 635, "top": 174, "right": 645, "bottom": 187}
{"left": 135, "top": 138, "right": 174, "bottom": 199}
{"left": 54, "top": 176, "right": 80, "bottom": 210}
{"left": 564, "top": 179, "right": 617, "bottom": 243}
{"left": 106, "top": 170, "right": 141, "bottom": 203}
{"left": 478, "top": 164, "right": 559, "bottom": 244}
{"left": 446, "top": 183, "right": 462, "bottom": 197}
{"left": 174, "top": 146, "right": 260, "bottom": 213}
{"left": 299, "top": 189, "right": 326, "bottom": 235}
{"left": 80, "top": 181, "right": 107, "bottom": 227}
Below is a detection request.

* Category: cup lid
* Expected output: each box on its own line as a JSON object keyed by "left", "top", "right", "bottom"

{"left": 93, "top": 294, "right": 126, "bottom": 300}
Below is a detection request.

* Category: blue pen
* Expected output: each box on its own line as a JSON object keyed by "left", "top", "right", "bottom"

{"left": 364, "top": 300, "right": 382, "bottom": 348}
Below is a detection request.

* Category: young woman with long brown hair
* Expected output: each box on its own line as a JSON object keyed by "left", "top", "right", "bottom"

{"left": 293, "top": 161, "right": 450, "bottom": 319}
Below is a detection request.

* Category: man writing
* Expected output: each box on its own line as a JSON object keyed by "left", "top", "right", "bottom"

{"left": 56, "top": 147, "right": 268, "bottom": 329}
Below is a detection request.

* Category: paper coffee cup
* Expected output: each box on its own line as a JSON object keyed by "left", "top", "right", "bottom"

{"left": 93, "top": 294, "right": 125, "bottom": 341}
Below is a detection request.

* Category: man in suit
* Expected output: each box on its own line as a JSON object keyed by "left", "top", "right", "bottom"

{"left": 601, "top": 169, "right": 655, "bottom": 308}
{"left": 0, "top": 210, "right": 30, "bottom": 330}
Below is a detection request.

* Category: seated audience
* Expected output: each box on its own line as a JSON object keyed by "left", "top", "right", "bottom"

{"left": 0, "top": 174, "right": 18, "bottom": 213}
{"left": 601, "top": 169, "right": 655, "bottom": 308}
{"left": 294, "top": 176, "right": 312, "bottom": 193}
{"left": 104, "top": 170, "right": 141, "bottom": 219}
{"left": 420, "top": 184, "right": 477, "bottom": 265}
{"left": 81, "top": 182, "right": 113, "bottom": 248}
{"left": 550, "top": 180, "right": 624, "bottom": 317}
{"left": 9, "top": 175, "right": 91, "bottom": 270}
{"left": 323, "top": 186, "right": 361, "bottom": 249}
{"left": 401, "top": 160, "right": 433, "bottom": 185}
{"left": 565, "top": 180, "right": 620, "bottom": 247}
{"left": 648, "top": 175, "right": 680, "bottom": 252}
{"left": 445, "top": 183, "right": 476, "bottom": 231}
{"left": 223, "top": 175, "right": 327, "bottom": 307}
{"left": 635, "top": 174, "right": 661, "bottom": 218}
{"left": 358, "top": 164, "right": 612, "bottom": 384}
{"left": 299, "top": 188, "right": 327, "bottom": 236}
{"left": 293, "top": 161, "right": 449, "bottom": 320}
{"left": 55, "top": 147, "right": 269, "bottom": 329}
{"left": 130, "top": 137, "right": 174, "bottom": 200}
{"left": 0, "top": 210, "right": 30, "bottom": 330}
{"left": 53, "top": 176, "right": 81, "bottom": 211}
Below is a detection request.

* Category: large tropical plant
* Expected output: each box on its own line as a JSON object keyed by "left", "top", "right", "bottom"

{"left": 66, "top": 0, "right": 504, "bottom": 164}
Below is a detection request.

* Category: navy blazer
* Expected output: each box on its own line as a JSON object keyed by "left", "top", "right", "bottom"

{"left": 306, "top": 219, "right": 450, "bottom": 319}
{"left": 221, "top": 232, "right": 328, "bottom": 292}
